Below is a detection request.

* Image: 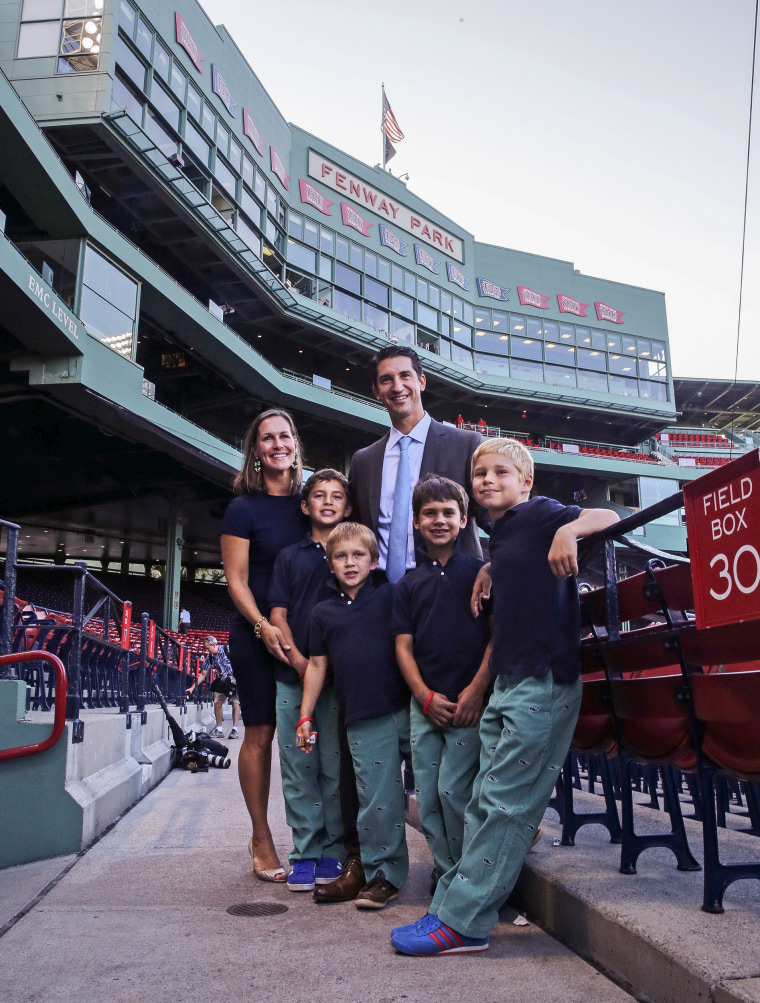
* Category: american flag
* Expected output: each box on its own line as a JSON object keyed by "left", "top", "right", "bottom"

{"left": 382, "top": 86, "right": 404, "bottom": 167}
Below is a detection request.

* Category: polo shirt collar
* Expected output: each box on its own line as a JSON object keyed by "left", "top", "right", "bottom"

{"left": 415, "top": 540, "right": 462, "bottom": 567}
{"left": 387, "top": 411, "right": 431, "bottom": 450}
{"left": 298, "top": 533, "right": 326, "bottom": 550}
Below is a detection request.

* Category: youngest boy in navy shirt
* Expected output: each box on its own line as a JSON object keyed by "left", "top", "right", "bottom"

{"left": 268, "top": 469, "right": 351, "bottom": 893}
{"left": 298, "top": 522, "right": 410, "bottom": 911}
{"left": 391, "top": 474, "right": 491, "bottom": 889}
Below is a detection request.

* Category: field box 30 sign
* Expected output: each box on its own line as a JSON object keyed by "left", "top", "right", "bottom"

{"left": 683, "top": 449, "right": 760, "bottom": 629}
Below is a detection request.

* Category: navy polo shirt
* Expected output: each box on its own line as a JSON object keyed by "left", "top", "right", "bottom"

{"left": 221, "top": 493, "right": 309, "bottom": 619}
{"left": 391, "top": 547, "right": 491, "bottom": 702}
{"left": 268, "top": 534, "right": 333, "bottom": 683}
{"left": 489, "top": 496, "right": 583, "bottom": 683}
{"left": 308, "top": 578, "right": 409, "bottom": 726}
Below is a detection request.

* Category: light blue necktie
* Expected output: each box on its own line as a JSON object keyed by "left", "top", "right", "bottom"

{"left": 386, "top": 435, "right": 411, "bottom": 583}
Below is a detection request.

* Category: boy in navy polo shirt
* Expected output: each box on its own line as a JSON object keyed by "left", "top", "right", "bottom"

{"left": 297, "top": 522, "right": 410, "bottom": 911}
{"left": 268, "top": 469, "right": 351, "bottom": 893}
{"left": 391, "top": 474, "right": 491, "bottom": 890}
{"left": 392, "top": 438, "right": 618, "bottom": 955}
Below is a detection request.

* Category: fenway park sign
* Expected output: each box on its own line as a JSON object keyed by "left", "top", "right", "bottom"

{"left": 308, "top": 151, "right": 463, "bottom": 262}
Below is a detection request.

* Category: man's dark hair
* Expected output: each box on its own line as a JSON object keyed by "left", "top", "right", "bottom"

{"left": 302, "top": 468, "right": 351, "bottom": 505}
{"left": 412, "top": 473, "right": 468, "bottom": 520}
{"left": 369, "top": 345, "right": 423, "bottom": 388}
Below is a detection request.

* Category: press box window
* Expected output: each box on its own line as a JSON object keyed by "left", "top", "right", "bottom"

{"left": 80, "top": 245, "right": 139, "bottom": 359}
{"left": 59, "top": 3, "right": 103, "bottom": 73}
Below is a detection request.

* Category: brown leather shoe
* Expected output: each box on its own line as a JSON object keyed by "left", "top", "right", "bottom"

{"left": 354, "top": 870, "right": 398, "bottom": 910}
{"left": 312, "top": 855, "right": 365, "bottom": 903}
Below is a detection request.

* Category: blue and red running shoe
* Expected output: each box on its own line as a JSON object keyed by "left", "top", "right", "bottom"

{"left": 391, "top": 914, "right": 489, "bottom": 955}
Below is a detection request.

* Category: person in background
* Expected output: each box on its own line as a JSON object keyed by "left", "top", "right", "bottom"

{"left": 186, "top": 635, "right": 240, "bottom": 739}
{"left": 178, "top": 607, "right": 190, "bottom": 635}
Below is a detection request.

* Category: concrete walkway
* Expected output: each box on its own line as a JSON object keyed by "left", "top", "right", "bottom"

{"left": 0, "top": 716, "right": 634, "bottom": 1003}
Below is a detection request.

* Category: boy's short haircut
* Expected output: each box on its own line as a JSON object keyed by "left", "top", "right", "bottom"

{"left": 326, "top": 522, "right": 379, "bottom": 562}
{"left": 302, "top": 468, "right": 351, "bottom": 504}
{"left": 472, "top": 437, "right": 534, "bottom": 482}
{"left": 412, "top": 473, "right": 468, "bottom": 520}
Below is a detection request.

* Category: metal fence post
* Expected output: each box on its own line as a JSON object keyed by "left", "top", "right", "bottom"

{"left": 0, "top": 521, "right": 20, "bottom": 665}
{"left": 137, "top": 612, "right": 149, "bottom": 711}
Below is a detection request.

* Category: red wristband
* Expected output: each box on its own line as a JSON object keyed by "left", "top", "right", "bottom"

{"left": 422, "top": 690, "right": 435, "bottom": 716}
{"left": 296, "top": 716, "right": 314, "bottom": 730}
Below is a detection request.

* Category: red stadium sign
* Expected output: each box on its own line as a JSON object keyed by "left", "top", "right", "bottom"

{"left": 683, "top": 449, "right": 760, "bottom": 629}
{"left": 120, "top": 601, "right": 132, "bottom": 650}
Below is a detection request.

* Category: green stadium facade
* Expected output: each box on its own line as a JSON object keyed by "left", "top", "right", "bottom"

{"left": 1, "top": 0, "right": 756, "bottom": 625}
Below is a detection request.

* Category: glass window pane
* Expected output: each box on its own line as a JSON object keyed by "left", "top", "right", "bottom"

{"left": 363, "top": 302, "right": 388, "bottom": 332}
{"left": 475, "top": 354, "right": 510, "bottom": 377}
{"left": 451, "top": 344, "right": 472, "bottom": 368}
{"left": 144, "top": 107, "right": 177, "bottom": 156}
{"left": 112, "top": 72, "right": 142, "bottom": 123}
{"left": 392, "top": 290, "right": 414, "bottom": 320}
{"left": 577, "top": 369, "right": 608, "bottom": 392}
{"left": 391, "top": 264, "right": 404, "bottom": 290}
{"left": 609, "top": 374, "right": 639, "bottom": 396}
{"left": 640, "top": 477, "right": 679, "bottom": 524}
{"left": 333, "top": 289, "right": 361, "bottom": 323}
{"left": 22, "top": 0, "right": 62, "bottom": 17}
{"left": 511, "top": 359, "right": 543, "bottom": 383}
{"left": 543, "top": 320, "right": 559, "bottom": 341}
{"left": 118, "top": 0, "right": 135, "bottom": 35}
{"left": 65, "top": 0, "right": 104, "bottom": 12}
{"left": 135, "top": 18, "right": 152, "bottom": 59}
{"left": 652, "top": 340, "right": 666, "bottom": 362}
{"left": 287, "top": 239, "right": 315, "bottom": 274}
{"left": 184, "top": 119, "right": 210, "bottom": 166}
{"left": 545, "top": 364, "right": 577, "bottom": 388}
{"left": 304, "top": 215, "right": 320, "bottom": 244}
{"left": 18, "top": 20, "right": 62, "bottom": 57}
{"left": 266, "top": 186, "right": 277, "bottom": 216}
{"left": 640, "top": 380, "right": 667, "bottom": 401}
{"left": 545, "top": 342, "right": 576, "bottom": 365}
{"left": 150, "top": 80, "right": 179, "bottom": 130}
{"left": 416, "top": 278, "right": 427, "bottom": 302}
{"left": 187, "top": 85, "right": 201, "bottom": 122}
{"left": 82, "top": 246, "right": 138, "bottom": 318}
{"left": 365, "top": 276, "right": 389, "bottom": 307}
{"left": 606, "top": 332, "right": 622, "bottom": 352}
{"left": 320, "top": 229, "right": 334, "bottom": 256}
{"left": 417, "top": 303, "right": 438, "bottom": 331}
{"left": 509, "top": 313, "right": 526, "bottom": 335}
{"left": 80, "top": 286, "right": 134, "bottom": 355}
{"left": 609, "top": 354, "right": 636, "bottom": 375}
{"left": 439, "top": 338, "right": 451, "bottom": 360}
{"left": 512, "top": 337, "right": 542, "bottom": 361}
{"left": 637, "top": 338, "right": 652, "bottom": 358}
{"left": 404, "top": 271, "right": 416, "bottom": 296}
{"left": 575, "top": 325, "right": 591, "bottom": 346}
{"left": 58, "top": 17, "right": 101, "bottom": 73}
{"left": 364, "top": 251, "right": 377, "bottom": 277}
{"left": 390, "top": 315, "right": 415, "bottom": 344}
{"left": 241, "top": 157, "right": 255, "bottom": 191}
{"left": 428, "top": 284, "right": 439, "bottom": 309}
{"left": 577, "top": 347, "right": 606, "bottom": 371}
{"left": 153, "top": 39, "right": 169, "bottom": 80}
{"left": 623, "top": 335, "right": 637, "bottom": 354}
{"left": 591, "top": 329, "right": 606, "bottom": 350}
{"left": 288, "top": 212, "right": 303, "bottom": 239}
{"left": 202, "top": 102, "right": 215, "bottom": 137}
{"left": 463, "top": 301, "right": 474, "bottom": 326}
{"left": 474, "top": 330, "right": 509, "bottom": 354}
{"left": 336, "top": 236, "right": 349, "bottom": 263}
{"left": 240, "top": 188, "right": 260, "bottom": 225}
{"left": 169, "top": 61, "right": 185, "bottom": 101}
{"left": 452, "top": 322, "right": 471, "bottom": 347}
{"left": 318, "top": 256, "right": 332, "bottom": 281}
{"left": 214, "top": 156, "right": 235, "bottom": 197}
{"left": 560, "top": 322, "right": 575, "bottom": 343}
{"left": 236, "top": 215, "right": 260, "bottom": 255}
{"left": 377, "top": 257, "right": 390, "bottom": 285}
{"left": 350, "top": 243, "right": 363, "bottom": 269}
{"left": 639, "top": 360, "right": 667, "bottom": 379}
{"left": 216, "top": 120, "right": 229, "bottom": 156}
{"left": 441, "top": 291, "right": 452, "bottom": 315}
{"left": 475, "top": 307, "right": 491, "bottom": 329}
{"left": 254, "top": 169, "right": 265, "bottom": 203}
{"left": 335, "top": 262, "right": 361, "bottom": 295}
{"left": 527, "top": 316, "right": 543, "bottom": 339}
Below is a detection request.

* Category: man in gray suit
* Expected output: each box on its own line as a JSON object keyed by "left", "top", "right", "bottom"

{"left": 349, "top": 345, "right": 487, "bottom": 572}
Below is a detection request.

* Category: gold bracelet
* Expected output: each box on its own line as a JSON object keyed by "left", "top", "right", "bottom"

{"left": 253, "top": 616, "right": 268, "bottom": 639}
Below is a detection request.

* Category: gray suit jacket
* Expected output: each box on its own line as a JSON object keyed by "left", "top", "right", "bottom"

{"left": 348, "top": 418, "right": 488, "bottom": 560}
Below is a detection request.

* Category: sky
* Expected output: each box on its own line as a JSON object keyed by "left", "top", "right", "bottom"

{"left": 199, "top": 0, "right": 760, "bottom": 383}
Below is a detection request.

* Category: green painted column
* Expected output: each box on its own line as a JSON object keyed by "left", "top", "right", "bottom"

{"left": 163, "top": 505, "right": 183, "bottom": 630}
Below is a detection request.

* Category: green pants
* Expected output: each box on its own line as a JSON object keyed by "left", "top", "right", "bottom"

{"left": 276, "top": 679, "right": 344, "bottom": 865}
{"left": 410, "top": 699, "right": 480, "bottom": 878}
{"left": 347, "top": 706, "right": 411, "bottom": 889}
{"left": 431, "top": 672, "right": 582, "bottom": 938}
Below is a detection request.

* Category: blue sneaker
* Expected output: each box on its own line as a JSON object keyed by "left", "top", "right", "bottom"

{"left": 287, "top": 859, "right": 316, "bottom": 892}
{"left": 391, "top": 913, "right": 489, "bottom": 955}
{"left": 315, "top": 857, "right": 343, "bottom": 885}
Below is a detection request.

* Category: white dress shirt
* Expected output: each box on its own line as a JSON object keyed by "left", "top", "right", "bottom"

{"left": 377, "top": 412, "right": 432, "bottom": 572}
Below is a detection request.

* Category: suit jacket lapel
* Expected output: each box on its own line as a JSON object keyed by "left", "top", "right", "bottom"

{"left": 368, "top": 433, "right": 389, "bottom": 530}
{"left": 420, "top": 418, "right": 443, "bottom": 477}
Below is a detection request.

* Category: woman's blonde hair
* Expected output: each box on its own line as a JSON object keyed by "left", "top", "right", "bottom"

{"left": 233, "top": 408, "right": 304, "bottom": 495}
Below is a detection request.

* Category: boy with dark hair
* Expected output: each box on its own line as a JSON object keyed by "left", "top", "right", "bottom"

{"left": 268, "top": 469, "right": 351, "bottom": 892}
{"left": 391, "top": 439, "right": 619, "bottom": 955}
{"left": 391, "top": 474, "right": 492, "bottom": 890}
{"left": 297, "top": 523, "right": 410, "bottom": 911}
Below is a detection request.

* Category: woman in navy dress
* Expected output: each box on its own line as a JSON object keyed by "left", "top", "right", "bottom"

{"left": 221, "top": 408, "right": 308, "bottom": 881}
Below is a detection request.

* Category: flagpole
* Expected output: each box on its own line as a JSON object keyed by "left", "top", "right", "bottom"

{"left": 381, "top": 83, "right": 386, "bottom": 170}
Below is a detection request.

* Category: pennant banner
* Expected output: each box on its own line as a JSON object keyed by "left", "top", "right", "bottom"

{"left": 446, "top": 262, "right": 470, "bottom": 291}
{"left": 557, "top": 294, "right": 588, "bottom": 317}
{"left": 299, "top": 179, "right": 333, "bottom": 216}
{"left": 243, "top": 108, "right": 264, "bottom": 156}
{"left": 414, "top": 244, "right": 440, "bottom": 274}
{"left": 379, "top": 224, "right": 407, "bottom": 256}
{"left": 595, "top": 301, "right": 625, "bottom": 324}
{"left": 517, "top": 285, "right": 550, "bottom": 310}
{"left": 270, "top": 146, "right": 290, "bottom": 190}
{"left": 477, "top": 278, "right": 510, "bottom": 302}
{"left": 341, "top": 201, "right": 373, "bottom": 237}
{"left": 175, "top": 13, "right": 204, "bottom": 72}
